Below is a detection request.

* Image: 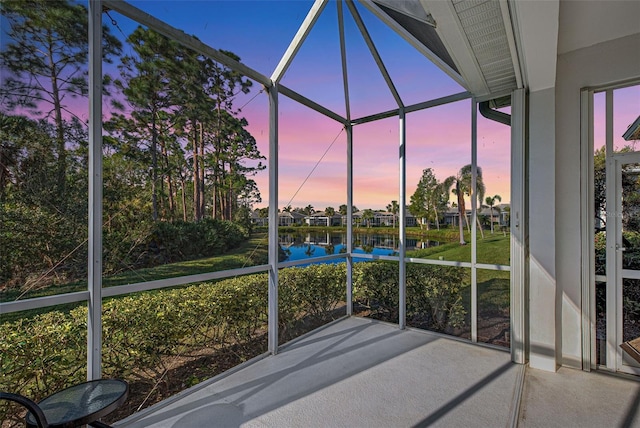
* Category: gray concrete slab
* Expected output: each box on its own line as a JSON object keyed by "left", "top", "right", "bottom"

{"left": 519, "top": 367, "right": 640, "bottom": 428}
{"left": 118, "top": 317, "right": 520, "bottom": 428}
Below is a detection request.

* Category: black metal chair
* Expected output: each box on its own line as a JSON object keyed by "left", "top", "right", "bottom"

{"left": 0, "top": 392, "right": 50, "bottom": 428}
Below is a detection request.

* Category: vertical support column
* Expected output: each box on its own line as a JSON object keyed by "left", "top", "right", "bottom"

{"left": 579, "top": 89, "right": 595, "bottom": 370}
{"left": 511, "top": 88, "right": 528, "bottom": 364}
{"left": 529, "top": 87, "right": 557, "bottom": 372}
{"left": 268, "top": 84, "right": 279, "bottom": 354}
{"left": 346, "top": 124, "right": 354, "bottom": 315}
{"left": 87, "top": 0, "right": 103, "bottom": 380}
{"left": 604, "top": 89, "right": 616, "bottom": 370}
{"left": 337, "top": 0, "right": 353, "bottom": 315}
{"left": 471, "top": 99, "right": 478, "bottom": 343}
{"left": 398, "top": 109, "right": 407, "bottom": 329}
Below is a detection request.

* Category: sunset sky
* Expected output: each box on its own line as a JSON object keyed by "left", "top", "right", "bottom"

{"left": 63, "top": 1, "right": 640, "bottom": 210}
{"left": 101, "top": 0, "right": 510, "bottom": 211}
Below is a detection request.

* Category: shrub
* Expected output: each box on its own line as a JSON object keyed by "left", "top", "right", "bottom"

{"left": 352, "top": 261, "right": 400, "bottom": 320}
{"left": 352, "top": 261, "right": 465, "bottom": 331}
{"left": 1, "top": 260, "right": 465, "bottom": 422}
{"left": 406, "top": 264, "right": 465, "bottom": 331}
{"left": 1, "top": 215, "right": 249, "bottom": 291}
{"left": 0, "top": 264, "right": 342, "bottom": 411}
{"left": 133, "top": 219, "right": 248, "bottom": 268}
{"left": 278, "top": 264, "right": 346, "bottom": 340}
{"left": 0, "top": 201, "right": 86, "bottom": 289}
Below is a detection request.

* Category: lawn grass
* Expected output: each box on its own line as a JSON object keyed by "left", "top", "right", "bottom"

{"left": 406, "top": 233, "right": 511, "bottom": 317}
{"left": 1, "top": 233, "right": 269, "bottom": 303}
{"left": 407, "top": 233, "right": 510, "bottom": 266}
{"left": 3, "top": 229, "right": 511, "bottom": 320}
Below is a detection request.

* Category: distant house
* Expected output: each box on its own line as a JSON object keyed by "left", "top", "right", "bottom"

{"left": 443, "top": 205, "right": 510, "bottom": 228}
{"left": 250, "top": 210, "right": 268, "bottom": 226}
{"left": 305, "top": 212, "right": 341, "bottom": 227}
{"left": 250, "top": 210, "right": 306, "bottom": 226}
{"left": 279, "top": 211, "right": 305, "bottom": 226}
{"left": 338, "top": 209, "right": 415, "bottom": 227}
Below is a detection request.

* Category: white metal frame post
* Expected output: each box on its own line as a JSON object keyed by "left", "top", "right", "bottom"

{"left": 87, "top": 0, "right": 103, "bottom": 379}
{"left": 268, "top": 84, "right": 279, "bottom": 354}
{"left": 471, "top": 99, "right": 478, "bottom": 343}
{"left": 398, "top": 108, "right": 407, "bottom": 328}
{"left": 605, "top": 89, "right": 616, "bottom": 370}
{"left": 579, "top": 88, "right": 595, "bottom": 370}
{"left": 338, "top": 0, "right": 353, "bottom": 314}
{"left": 346, "top": 125, "right": 354, "bottom": 315}
{"left": 510, "top": 88, "right": 528, "bottom": 364}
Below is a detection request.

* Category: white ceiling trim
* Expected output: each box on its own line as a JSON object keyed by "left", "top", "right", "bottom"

{"left": 420, "top": 0, "right": 490, "bottom": 97}
{"left": 499, "top": 0, "right": 522, "bottom": 89}
{"left": 510, "top": 0, "right": 560, "bottom": 92}
{"left": 358, "top": 0, "right": 467, "bottom": 90}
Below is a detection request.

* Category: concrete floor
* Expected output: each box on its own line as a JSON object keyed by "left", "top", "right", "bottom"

{"left": 519, "top": 366, "right": 640, "bottom": 428}
{"left": 116, "top": 317, "right": 640, "bottom": 428}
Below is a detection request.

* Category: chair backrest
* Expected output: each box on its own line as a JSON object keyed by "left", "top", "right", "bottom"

{"left": 0, "top": 392, "right": 49, "bottom": 428}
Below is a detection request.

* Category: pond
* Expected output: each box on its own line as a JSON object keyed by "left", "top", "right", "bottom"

{"left": 280, "top": 232, "right": 442, "bottom": 263}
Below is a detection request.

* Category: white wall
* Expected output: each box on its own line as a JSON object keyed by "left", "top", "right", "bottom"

{"left": 529, "top": 87, "right": 559, "bottom": 372}
{"left": 555, "top": 33, "right": 640, "bottom": 368}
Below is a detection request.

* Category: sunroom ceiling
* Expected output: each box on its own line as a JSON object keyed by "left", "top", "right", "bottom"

{"left": 371, "top": 0, "right": 522, "bottom": 99}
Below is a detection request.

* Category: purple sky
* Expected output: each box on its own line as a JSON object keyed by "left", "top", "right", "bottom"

{"left": 74, "top": 1, "right": 619, "bottom": 212}
{"left": 4, "top": 2, "right": 638, "bottom": 211}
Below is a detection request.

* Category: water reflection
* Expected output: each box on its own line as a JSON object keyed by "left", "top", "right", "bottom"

{"left": 280, "top": 232, "right": 441, "bottom": 262}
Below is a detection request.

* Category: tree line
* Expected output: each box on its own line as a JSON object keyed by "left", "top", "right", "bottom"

{"left": 0, "top": 0, "right": 264, "bottom": 289}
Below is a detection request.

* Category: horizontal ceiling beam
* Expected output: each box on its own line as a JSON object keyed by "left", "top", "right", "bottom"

{"left": 351, "top": 91, "right": 471, "bottom": 125}
{"left": 279, "top": 84, "right": 347, "bottom": 124}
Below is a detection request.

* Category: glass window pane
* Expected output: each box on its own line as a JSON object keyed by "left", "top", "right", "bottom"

{"left": 621, "top": 162, "right": 640, "bottom": 271}
{"left": 613, "top": 85, "right": 640, "bottom": 152}
{"left": 623, "top": 278, "right": 640, "bottom": 344}
{"left": 622, "top": 278, "right": 640, "bottom": 369}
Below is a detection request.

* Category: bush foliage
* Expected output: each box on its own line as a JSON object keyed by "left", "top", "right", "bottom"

{"left": 353, "top": 261, "right": 465, "bottom": 331}
{"left": 1, "top": 261, "right": 465, "bottom": 422}
{"left": 0, "top": 214, "right": 248, "bottom": 290}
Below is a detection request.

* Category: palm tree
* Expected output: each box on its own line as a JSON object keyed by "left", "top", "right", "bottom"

{"left": 432, "top": 180, "right": 452, "bottom": 230}
{"left": 362, "top": 209, "right": 374, "bottom": 228}
{"left": 325, "top": 206, "right": 335, "bottom": 227}
{"left": 485, "top": 194, "right": 502, "bottom": 233}
{"left": 444, "top": 164, "right": 486, "bottom": 244}
{"left": 386, "top": 200, "right": 399, "bottom": 227}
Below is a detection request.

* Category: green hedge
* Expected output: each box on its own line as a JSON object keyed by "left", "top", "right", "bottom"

{"left": 1, "top": 213, "right": 248, "bottom": 291}
{"left": 103, "top": 219, "right": 248, "bottom": 275}
{"left": 352, "top": 261, "right": 465, "bottom": 331}
{"left": 0, "top": 261, "right": 465, "bottom": 421}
